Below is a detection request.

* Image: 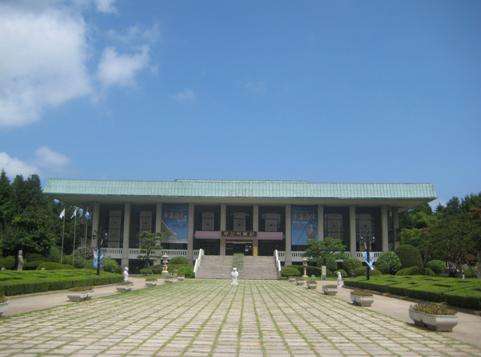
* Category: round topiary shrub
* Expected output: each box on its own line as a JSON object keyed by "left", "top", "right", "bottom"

{"left": 396, "top": 266, "right": 424, "bottom": 275}
{"left": 174, "top": 265, "right": 194, "bottom": 278}
{"left": 335, "top": 269, "right": 348, "bottom": 278}
{"left": 139, "top": 267, "right": 153, "bottom": 275}
{"left": 0, "top": 256, "right": 15, "bottom": 270}
{"left": 103, "top": 258, "right": 121, "bottom": 273}
{"left": 426, "top": 260, "right": 445, "bottom": 275}
{"left": 342, "top": 257, "right": 363, "bottom": 277}
{"left": 281, "top": 265, "right": 301, "bottom": 277}
{"left": 375, "top": 252, "right": 402, "bottom": 274}
{"left": 463, "top": 266, "right": 477, "bottom": 278}
{"left": 169, "top": 256, "right": 190, "bottom": 265}
{"left": 353, "top": 266, "right": 367, "bottom": 277}
{"left": 395, "top": 244, "right": 423, "bottom": 269}
{"left": 151, "top": 264, "right": 163, "bottom": 274}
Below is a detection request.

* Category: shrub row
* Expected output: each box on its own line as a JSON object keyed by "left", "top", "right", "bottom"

{"left": 0, "top": 270, "right": 123, "bottom": 296}
{"left": 345, "top": 277, "right": 481, "bottom": 310}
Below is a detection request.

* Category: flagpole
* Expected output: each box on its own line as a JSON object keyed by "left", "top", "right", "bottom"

{"left": 73, "top": 213, "right": 77, "bottom": 266}
{"left": 61, "top": 213, "right": 65, "bottom": 264}
{"left": 84, "top": 217, "right": 88, "bottom": 258}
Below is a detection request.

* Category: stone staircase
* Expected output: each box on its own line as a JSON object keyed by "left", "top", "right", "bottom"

{"left": 196, "top": 255, "right": 278, "bottom": 280}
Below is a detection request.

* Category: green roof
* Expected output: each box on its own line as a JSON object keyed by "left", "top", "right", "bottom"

{"left": 44, "top": 179, "right": 436, "bottom": 200}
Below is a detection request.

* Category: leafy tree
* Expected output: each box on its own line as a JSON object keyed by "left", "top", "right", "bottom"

{"left": 304, "top": 237, "right": 346, "bottom": 270}
{"left": 376, "top": 252, "right": 401, "bottom": 274}
{"left": 138, "top": 232, "right": 167, "bottom": 267}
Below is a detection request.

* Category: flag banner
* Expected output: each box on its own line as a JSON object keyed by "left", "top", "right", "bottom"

{"left": 291, "top": 205, "right": 318, "bottom": 246}
{"left": 71, "top": 207, "right": 78, "bottom": 219}
{"left": 78, "top": 208, "right": 84, "bottom": 217}
{"left": 92, "top": 249, "right": 104, "bottom": 269}
{"left": 162, "top": 204, "right": 188, "bottom": 243}
{"left": 59, "top": 208, "right": 65, "bottom": 220}
{"left": 84, "top": 211, "right": 91, "bottom": 220}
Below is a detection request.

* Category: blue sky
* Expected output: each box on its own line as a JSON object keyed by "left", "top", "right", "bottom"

{"left": 0, "top": 0, "right": 480, "bottom": 204}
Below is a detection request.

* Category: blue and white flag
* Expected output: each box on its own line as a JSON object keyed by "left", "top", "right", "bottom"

{"left": 59, "top": 208, "right": 65, "bottom": 220}
{"left": 84, "top": 211, "right": 91, "bottom": 220}
{"left": 78, "top": 208, "right": 84, "bottom": 217}
{"left": 363, "top": 251, "right": 374, "bottom": 271}
{"left": 92, "top": 249, "right": 104, "bottom": 269}
{"left": 71, "top": 207, "right": 78, "bottom": 219}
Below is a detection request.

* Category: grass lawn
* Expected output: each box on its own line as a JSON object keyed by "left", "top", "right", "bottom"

{"left": 345, "top": 275, "right": 481, "bottom": 310}
{"left": 0, "top": 269, "right": 123, "bottom": 296}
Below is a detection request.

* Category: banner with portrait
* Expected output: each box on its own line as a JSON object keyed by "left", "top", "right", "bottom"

{"left": 291, "top": 206, "right": 318, "bottom": 246}
{"left": 162, "top": 204, "right": 189, "bottom": 243}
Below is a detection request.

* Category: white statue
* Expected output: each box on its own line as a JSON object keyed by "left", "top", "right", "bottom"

{"left": 336, "top": 271, "right": 344, "bottom": 288}
{"left": 231, "top": 267, "right": 239, "bottom": 286}
{"left": 17, "top": 250, "right": 24, "bottom": 271}
{"left": 123, "top": 267, "right": 129, "bottom": 283}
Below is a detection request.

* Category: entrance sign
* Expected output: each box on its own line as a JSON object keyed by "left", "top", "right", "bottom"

{"left": 222, "top": 231, "right": 257, "bottom": 239}
{"left": 163, "top": 204, "right": 189, "bottom": 243}
{"left": 291, "top": 206, "right": 318, "bottom": 246}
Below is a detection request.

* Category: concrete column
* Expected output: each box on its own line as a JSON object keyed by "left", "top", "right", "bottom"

{"left": 91, "top": 203, "right": 100, "bottom": 249}
{"left": 220, "top": 204, "right": 226, "bottom": 255}
{"left": 349, "top": 206, "right": 356, "bottom": 256}
{"left": 155, "top": 203, "right": 162, "bottom": 234}
{"left": 381, "top": 206, "right": 389, "bottom": 252}
{"left": 253, "top": 205, "right": 259, "bottom": 232}
{"left": 285, "top": 204, "right": 292, "bottom": 265}
{"left": 187, "top": 203, "right": 195, "bottom": 261}
{"left": 121, "top": 203, "right": 131, "bottom": 269}
{"left": 393, "top": 208, "right": 400, "bottom": 249}
{"left": 317, "top": 205, "right": 324, "bottom": 241}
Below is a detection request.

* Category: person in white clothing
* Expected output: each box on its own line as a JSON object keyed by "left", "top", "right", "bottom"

{"left": 231, "top": 267, "right": 239, "bottom": 286}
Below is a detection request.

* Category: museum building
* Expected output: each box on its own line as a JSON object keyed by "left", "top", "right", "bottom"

{"left": 44, "top": 179, "right": 436, "bottom": 268}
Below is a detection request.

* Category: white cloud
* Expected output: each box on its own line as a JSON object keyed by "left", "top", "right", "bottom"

{"left": 0, "top": 2, "right": 91, "bottom": 127}
{"left": 97, "top": 47, "right": 150, "bottom": 88}
{"left": 0, "top": 152, "right": 38, "bottom": 177}
{"left": 171, "top": 89, "right": 197, "bottom": 104}
{"left": 95, "top": 0, "right": 117, "bottom": 14}
{"left": 35, "top": 146, "right": 70, "bottom": 170}
{"left": 106, "top": 24, "right": 160, "bottom": 45}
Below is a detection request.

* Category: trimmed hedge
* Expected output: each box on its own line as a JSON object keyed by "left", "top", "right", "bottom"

{"left": 0, "top": 269, "right": 122, "bottom": 296}
{"left": 281, "top": 265, "right": 301, "bottom": 277}
{"left": 345, "top": 275, "right": 481, "bottom": 310}
{"left": 0, "top": 256, "right": 16, "bottom": 270}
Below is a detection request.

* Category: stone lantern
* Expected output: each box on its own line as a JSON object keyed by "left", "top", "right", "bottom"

{"left": 302, "top": 257, "right": 308, "bottom": 278}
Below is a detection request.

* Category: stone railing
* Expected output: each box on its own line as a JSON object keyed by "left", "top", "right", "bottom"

{"left": 193, "top": 248, "right": 204, "bottom": 276}
{"left": 273, "top": 249, "right": 282, "bottom": 276}
{"left": 103, "top": 248, "right": 199, "bottom": 260}
{"left": 276, "top": 251, "right": 383, "bottom": 263}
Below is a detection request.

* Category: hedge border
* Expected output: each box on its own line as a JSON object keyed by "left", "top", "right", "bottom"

{"left": 345, "top": 278, "right": 481, "bottom": 310}
{"left": 0, "top": 271, "right": 123, "bottom": 296}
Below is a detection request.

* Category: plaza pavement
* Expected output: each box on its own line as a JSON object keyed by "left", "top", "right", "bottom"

{"left": 0, "top": 280, "right": 480, "bottom": 356}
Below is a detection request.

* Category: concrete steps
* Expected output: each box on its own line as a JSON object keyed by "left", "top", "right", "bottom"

{"left": 196, "top": 255, "right": 278, "bottom": 280}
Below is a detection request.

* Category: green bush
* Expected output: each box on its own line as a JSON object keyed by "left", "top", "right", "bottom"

{"left": 396, "top": 266, "right": 424, "bottom": 275}
{"left": 396, "top": 244, "right": 423, "bottom": 269}
{"left": 426, "top": 260, "right": 445, "bottom": 275}
{"left": 139, "top": 267, "right": 153, "bottom": 275}
{"left": 174, "top": 265, "right": 194, "bottom": 278}
{"left": 62, "top": 255, "right": 87, "bottom": 269}
{"left": 37, "top": 262, "right": 74, "bottom": 270}
{"left": 0, "top": 256, "right": 16, "bottom": 270}
{"left": 151, "top": 264, "right": 163, "bottom": 274}
{"left": 344, "top": 275, "right": 481, "bottom": 309}
{"left": 281, "top": 265, "right": 301, "bottom": 277}
{"left": 169, "top": 257, "right": 190, "bottom": 265}
{"left": 396, "top": 266, "right": 435, "bottom": 276}
{"left": 464, "top": 266, "right": 477, "bottom": 278}
{"left": 342, "top": 257, "right": 363, "bottom": 277}
{"left": 103, "top": 258, "right": 121, "bottom": 273}
{"left": 353, "top": 266, "right": 367, "bottom": 277}
{"left": 376, "top": 252, "right": 402, "bottom": 274}
{"left": 0, "top": 270, "right": 122, "bottom": 296}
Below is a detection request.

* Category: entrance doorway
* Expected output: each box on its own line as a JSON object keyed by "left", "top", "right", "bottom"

{"left": 226, "top": 241, "right": 253, "bottom": 256}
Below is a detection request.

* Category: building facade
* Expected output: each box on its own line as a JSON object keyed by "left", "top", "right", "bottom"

{"left": 44, "top": 179, "right": 436, "bottom": 268}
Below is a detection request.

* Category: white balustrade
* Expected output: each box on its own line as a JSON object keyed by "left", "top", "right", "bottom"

{"left": 194, "top": 248, "right": 204, "bottom": 276}
{"left": 103, "top": 248, "right": 199, "bottom": 260}
{"left": 273, "top": 249, "right": 281, "bottom": 275}
{"left": 276, "top": 251, "right": 382, "bottom": 263}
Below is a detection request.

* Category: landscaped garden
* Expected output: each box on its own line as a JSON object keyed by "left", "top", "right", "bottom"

{"left": 345, "top": 275, "right": 481, "bottom": 309}
{"left": 0, "top": 269, "right": 122, "bottom": 296}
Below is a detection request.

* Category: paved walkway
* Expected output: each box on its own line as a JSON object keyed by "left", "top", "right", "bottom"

{"left": 0, "top": 280, "right": 479, "bottom": 356}
{"left": 2, "top": 277, "right": 147, "bottom": 316}
{"left": 336, "top": 285, "right": 481, "bottom": 350}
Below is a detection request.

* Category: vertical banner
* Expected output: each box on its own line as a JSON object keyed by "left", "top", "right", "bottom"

{"left": 291, "top": 206, "right": 318, "bottom": 246}
{"left": 163, "top": 204, "right": 189, "bottom": 243}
